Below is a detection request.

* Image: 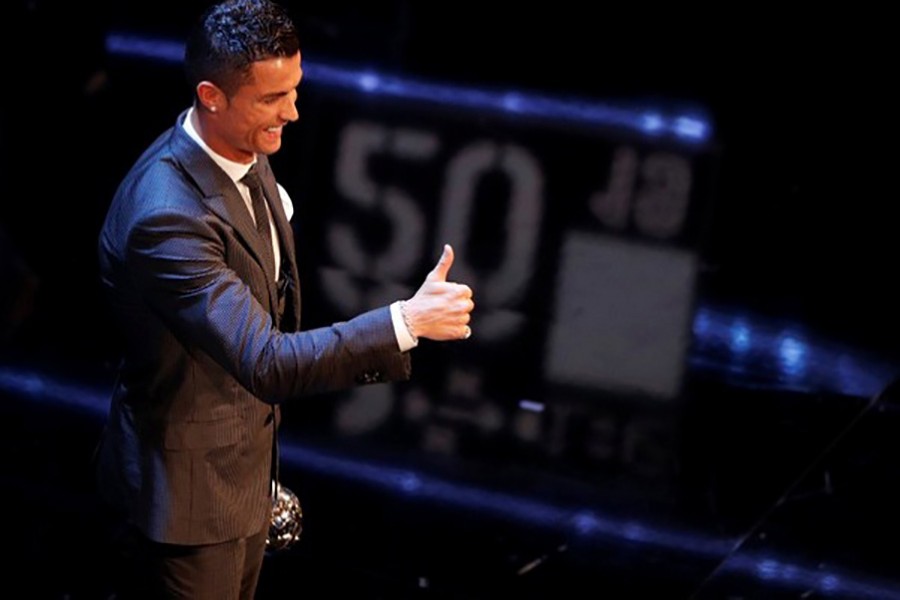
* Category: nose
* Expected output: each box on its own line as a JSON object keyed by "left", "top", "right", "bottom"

{"left": 281, "top": 96, "right": 299, "bottom": 123}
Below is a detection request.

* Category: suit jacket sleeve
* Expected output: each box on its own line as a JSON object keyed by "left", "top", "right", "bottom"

{"left": 125, "top": 203, "right": 411, "bottom": 403}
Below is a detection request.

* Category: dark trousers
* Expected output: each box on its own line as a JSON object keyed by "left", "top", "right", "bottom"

{"left": 112, "top": 526, "right": 268, "bottom": 600}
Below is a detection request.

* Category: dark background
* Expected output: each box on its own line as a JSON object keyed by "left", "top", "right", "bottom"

{"left": 1, "top": 2, "right": 896, "bottom": 598}
{"left": 2, "top": 1, "right": 894, "bottom": 361}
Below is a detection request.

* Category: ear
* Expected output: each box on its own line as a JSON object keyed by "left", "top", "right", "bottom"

{"left": 196, "top": 81, "right": 225, "bottom": 113}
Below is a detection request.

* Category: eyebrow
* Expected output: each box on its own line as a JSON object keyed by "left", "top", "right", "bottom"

{"left": 260, "top": 90, "right": 290, "bottom": 102}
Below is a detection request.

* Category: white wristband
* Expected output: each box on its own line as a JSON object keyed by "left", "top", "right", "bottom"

{"left": 399, "top": 300, "right": 418, "bottom": 344}
{"left": 390, "top": 301, "right": 418, "bottom": 351}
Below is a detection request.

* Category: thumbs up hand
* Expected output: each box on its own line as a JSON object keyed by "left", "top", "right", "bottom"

{"left": 403, "top": 244, "right": 475, "bottom": 341}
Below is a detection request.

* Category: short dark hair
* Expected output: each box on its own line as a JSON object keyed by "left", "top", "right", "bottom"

{"left": 184, "top": 0, "right": 299, "bottom": 99}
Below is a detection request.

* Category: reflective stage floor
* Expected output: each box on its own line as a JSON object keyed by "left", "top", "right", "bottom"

{"left": 2, "top": 303, "right": 899, "bottom": 599}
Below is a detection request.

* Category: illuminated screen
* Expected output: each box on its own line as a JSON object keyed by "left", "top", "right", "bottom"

{"left": 272, "top": 77, "right": 717, "bottom": 484}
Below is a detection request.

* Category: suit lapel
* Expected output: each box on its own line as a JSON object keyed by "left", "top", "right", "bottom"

{"left": 256, "top": 156, "right": 302, "bottom": 328}
{"left": 168, "top": 114, "right": 279, "bottom": 312}
{"left": 255, "top": 157, "right": 295, "bottom": 267}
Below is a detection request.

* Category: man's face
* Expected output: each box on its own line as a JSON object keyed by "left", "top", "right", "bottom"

{"left": 213, "top": 51, "right": 302, "bottom": 163}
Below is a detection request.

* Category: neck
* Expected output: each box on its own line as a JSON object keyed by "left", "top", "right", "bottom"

{"left": 189, "top": 105, "right": 254, "bottom": 164}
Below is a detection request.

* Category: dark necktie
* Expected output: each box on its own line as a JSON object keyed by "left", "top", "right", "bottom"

{"left": 242, "top": 165, "right": 283, "bottom": 504}
{"left": 241, "top": 164, "right": 276, "bottom": 277}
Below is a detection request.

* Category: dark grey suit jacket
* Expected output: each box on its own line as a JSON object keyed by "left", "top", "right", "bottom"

{"left": 96, "top": 111, "right": 411, "bottom": 545}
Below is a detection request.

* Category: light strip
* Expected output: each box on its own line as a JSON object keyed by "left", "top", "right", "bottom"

{"left": 104, "top": 32, "right": 711, "bottom": 145}
{"left": 690, "top": 303, "right": 897, "bottom": 397}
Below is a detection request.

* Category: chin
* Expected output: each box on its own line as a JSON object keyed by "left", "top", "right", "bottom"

{"left": 259, "top": 142, "right": 281, "bottom": 156}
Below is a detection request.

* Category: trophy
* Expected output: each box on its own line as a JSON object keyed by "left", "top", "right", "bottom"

{"left": 267, "top": 484, "right": 303, "bottom": 551}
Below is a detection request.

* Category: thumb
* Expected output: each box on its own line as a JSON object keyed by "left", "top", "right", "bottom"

{"left": 426, "top": 243, "right": 454, "bottom": 282}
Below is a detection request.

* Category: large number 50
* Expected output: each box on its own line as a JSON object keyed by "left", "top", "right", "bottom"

{"left": 323, "top": 120, "right": 544, "bottom": 341}
{"left": 322, "top": 120, "right": 692, "bottom": 341}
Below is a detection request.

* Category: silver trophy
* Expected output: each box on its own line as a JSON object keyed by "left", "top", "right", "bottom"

{"left": 267, "top": 484, "right": 303, "bottom": 551}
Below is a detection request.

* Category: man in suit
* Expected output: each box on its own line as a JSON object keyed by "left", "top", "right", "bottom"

{"left": 94, "top": 1, "right": 475, "bottom": 597}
